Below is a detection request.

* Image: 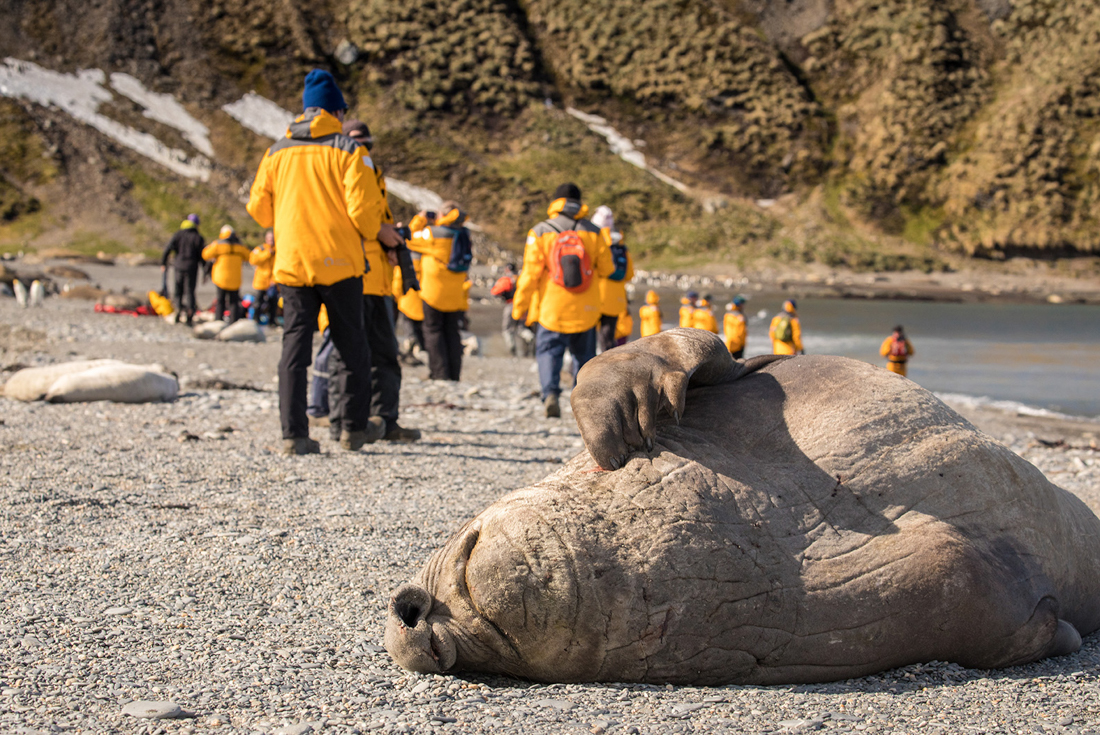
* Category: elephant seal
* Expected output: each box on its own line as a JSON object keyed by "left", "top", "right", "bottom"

{"left": 5, "top": 360, "right": 177, "bottom": 403}
{"left": 385, "top": 329, "right": 1100, "bottom": 685}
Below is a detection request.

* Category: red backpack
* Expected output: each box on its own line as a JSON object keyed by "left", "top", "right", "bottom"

{"left": 889, "top": 337, "right": 909, "bottom": 359}
{"left": 548, "top": 230, "right": 593, "bottom": 293}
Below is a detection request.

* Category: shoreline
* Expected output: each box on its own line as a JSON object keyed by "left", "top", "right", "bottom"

{"left": 6, "top": 251, "right": 1100, "bottom": 307}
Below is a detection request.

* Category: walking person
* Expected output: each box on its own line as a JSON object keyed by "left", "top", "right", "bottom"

{"left": 724, "top": 295, "right": 747, "bottom": 358}
{"left": 249, "top": 230, "right": 278, "bottom": 324}
{"left": 160, "top": 214, "right": 204, "bottom": 325}
{"left": 590, "top": 206, "right": 634, "bottom": 353}
{"left": 246, "top": 68, "right": 402, "bottom": 455}
{"left": 327, "top": 118, "right": 421, "bottom": 442}
{"left": 769, "top": 299, "right": 804, "bottom": 355}
{"left": 202, "top": 225, "right": 251, "bottom": 324}
{"left": 512, "top": 183, "right": 614, "bottom": 417}
{"left": 408, "top": 202, "right": 473, "bottom": 381}
{"left": 880, "top": 325, "right": 915, "bottom": 377}
{"left": 639, "top": 290, "right": 663, "bottom": 338}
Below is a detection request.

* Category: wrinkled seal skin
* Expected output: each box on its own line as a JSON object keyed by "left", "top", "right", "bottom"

{"left": 386, "top": 329, "right": 1100, "bottom": 685}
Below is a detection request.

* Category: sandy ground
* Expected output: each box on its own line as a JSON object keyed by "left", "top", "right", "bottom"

{"left": 1, "top": 291, "right": 1100, "bottom": 735}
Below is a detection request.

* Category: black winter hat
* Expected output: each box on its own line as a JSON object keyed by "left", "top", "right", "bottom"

{"left": 553, "top": 183, "right": 582, "bottom": 201}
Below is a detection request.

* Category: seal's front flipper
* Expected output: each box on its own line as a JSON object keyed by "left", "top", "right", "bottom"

{"left": 1046, "top": 618, "right": 1083, "bottom": 658}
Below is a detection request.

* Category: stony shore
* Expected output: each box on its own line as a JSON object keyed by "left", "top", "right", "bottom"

{"left": 2, "top": 296, "right": 1100, "bottom": 735}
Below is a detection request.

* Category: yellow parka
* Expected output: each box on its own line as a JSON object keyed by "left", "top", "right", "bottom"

{"left": 691, "top": 301, "right": 719, "bottom": 333}
{"left": 202, "top": 239, "right": 251, "bottom": 291}
{"left": 639, "top": 291, "right": 662, "bottom": 337}
{"left": 880, "top": 335, "right": 915, "bottom": 376}
{"left": 615, "top": 310, "right": 633, "bottom": 341}
{"left": 512, "top": 198, "right": 614, "bottom": 334}
{"left": 362, "top": 160, "right": 396, "bottom": 296}
{"left": 246, "top": 108, "right": 384, "bottom": 287}
{"left": 724, "top": 309, "right": 747, "bottom": 354}
{"left": 769, "top": 311, "right": 803, "bottom": 355}
{"left": 678, "top": 298, "right": 695, "bottom": 328}
{"left": 597, "top": 233, "right": 634, "bottom": 318}
{"left": 407, "top": 207, "right": 470, "bottom": 313}
{"left": 249, "top": 244, "right": 275, "bottom": 291}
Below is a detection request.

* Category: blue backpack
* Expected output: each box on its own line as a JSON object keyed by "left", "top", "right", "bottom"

{"left": 608, "top": 242, "right": 628, "bottom": 281}
{"left": 445, "top": 227, "right": 472, "bottom": 273}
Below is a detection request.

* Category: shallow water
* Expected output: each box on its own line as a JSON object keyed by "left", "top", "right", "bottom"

{"left": 472, "top": 294, "right": 1100, "bottom": 419}
{"left": 732, "top": 297, "right": 1100, "bottom": 419}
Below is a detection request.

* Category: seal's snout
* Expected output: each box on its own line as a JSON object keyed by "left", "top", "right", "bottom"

{"left": 392, "top": 584, "right": 431, "bottom": 628}
{"left": 384, "top": 584, "right": 457, "bottom": 674}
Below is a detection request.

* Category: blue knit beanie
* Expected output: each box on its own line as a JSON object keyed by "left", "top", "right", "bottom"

{"left": 302, "top": 69, "right": 347, "bottom": 113}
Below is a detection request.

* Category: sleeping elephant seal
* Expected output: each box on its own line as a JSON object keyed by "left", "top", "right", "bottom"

{"left": 385, "top": 329, "right": 1100, "bottom": 685}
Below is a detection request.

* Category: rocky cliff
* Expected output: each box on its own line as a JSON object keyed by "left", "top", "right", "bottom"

{"left": 1, "top": 0, "right": 1099, "bottom": 264}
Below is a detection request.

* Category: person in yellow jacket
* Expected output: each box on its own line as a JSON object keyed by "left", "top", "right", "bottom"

{"left": 639, "top": 290, "right": 663, "bottom": 338}
{"left": 679, "top": 291, "right": 698, "bottom": 327}
{"left": 880, "top": 325, "right": 915, "bottom": 377}
{"left": 723, "top": 295, "right": 748, "bottom": 358}
{"left": 691, "top": 295, "right": 719, "bottom": 333}
{"left": 614, "top": 305, "right": 633, "bottom": 347}
{"left": 327, "top": 118, "right": 421, "bottom": 443}
{"left": 408, "top": 202, "right": 472, "bottom": 382}
{"left": 202, "top": 225, "right": 251, "bottom": 324}
{"left": 246, "top": 69, "right": 403, "bottom": 455}
{"left": 248, "top": 229, "right": 278, "bottom": 324}
{"left": 769, "top": 299, "right": 804, "bottom": 355}
{"left": 590, "top": 205, "right": 635, "bottom": 352}
{"left": 512, "top": 183, "right": 615, "bottom": 418}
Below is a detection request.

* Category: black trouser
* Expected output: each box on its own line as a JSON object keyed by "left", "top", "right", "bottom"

{"left": 215, "top": 288, "right": 241, "bottom": 324}
{"left": 173, "top": 266, "right": 198, "bottom": 318}
{"left": 278, "top": 278, "right": 371, "bottom": 440}
{"left": 330, "top": 294, "right": 402, "bottom": 432}
{"left": 598, "top": 314, "right": 618, "bottom": 353}
{"left": 422, "top": 303, "right": 463, "bottom": 381}
{"left": 407, "top": 316, "right": 426, "bottom": 352}
{"left": 731, "top": 349, "right": 744, "bottom": 360}
{"left": 253, "top": 287, "right": 278, "bottom": 323}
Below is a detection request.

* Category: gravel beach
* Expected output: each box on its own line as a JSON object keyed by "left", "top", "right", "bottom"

{"left": 2, "top": 290, "right": 1100, "bottom": 735}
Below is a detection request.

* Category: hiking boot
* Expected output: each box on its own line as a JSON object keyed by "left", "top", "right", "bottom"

{"left": 282, "top": 437, "right": 320, "bottom": 456}
{"left": 544, "top": 393, "right": 561, "bottom": 418}
{"left": 172, "top": 312, "right": 181, "bottom": 325}
{"left": 308, "top": 414, "right": 331, "bottom": 428}
{"left": 339, "top": 417, "right": 385, "bottom": 451}
{"left": 383, "top": 424, "right": 422, "bottom": 443}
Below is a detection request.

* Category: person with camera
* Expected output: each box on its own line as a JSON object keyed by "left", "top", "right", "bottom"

{"left": 408, "top": 202, "right": 472, "bottom": 382}
{"left": 247, "top": 69, "right": 403, "bottom": 455}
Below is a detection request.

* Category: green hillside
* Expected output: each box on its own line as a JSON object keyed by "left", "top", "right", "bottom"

{"left": 1, "top": 0, "right": 1099, "bottom": 269}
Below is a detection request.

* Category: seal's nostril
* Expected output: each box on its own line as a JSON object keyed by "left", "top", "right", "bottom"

{"left": 395, "top": 600, "right": 422, "bottom": 628}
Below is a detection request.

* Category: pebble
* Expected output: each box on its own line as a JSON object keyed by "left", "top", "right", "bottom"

{"left": 103, "top": 606, "right": 131, "bottom": 616}
{"left": 121, "top": 700, "right": 184, "bottom": 719}
{"left": 273, "top": 724, "right": 313, "bottom": 735}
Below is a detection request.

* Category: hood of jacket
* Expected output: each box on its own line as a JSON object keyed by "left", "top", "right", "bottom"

{"left": 547, "top": 197, "right": 589, "bottom": 220}
{"left": 287, "top": 108, "right": 345, "bottom": 141}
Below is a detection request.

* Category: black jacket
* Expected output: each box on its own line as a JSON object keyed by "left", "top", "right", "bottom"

{"left": 162, "top": 228, "right": 205, "bottom": 270}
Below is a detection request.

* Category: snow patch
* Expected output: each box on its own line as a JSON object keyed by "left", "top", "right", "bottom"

{"left": 0, "top": 58, "right": 211, "bottom": 181}
{"left": 566, "top": 107, "right": 689, "bottom": 194}
{"left": 223, "top": 92, "right": 452, "bottom": 215}
{"left": 109, "top": 72, "right": 214, "bottom": 157}
{"left": 221, "top": 92, "right": 295, "bottom": 141}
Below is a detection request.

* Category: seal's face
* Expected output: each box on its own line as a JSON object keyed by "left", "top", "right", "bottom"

{"left": 385, "top": 501, "right": 582, "bottom": 678}
{"left": 384, "top": 520, "right": 522, "bottom": 675}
